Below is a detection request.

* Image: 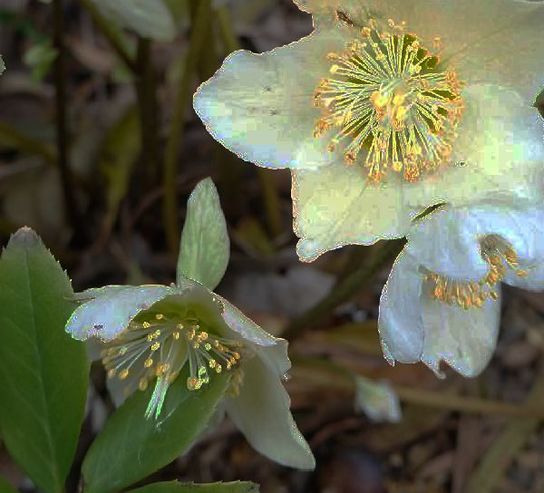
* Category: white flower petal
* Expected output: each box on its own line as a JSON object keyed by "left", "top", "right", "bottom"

{"left": 226, "top": 350, "right": 315, "bottom": 470}
{"left": 420, "top": 289, "right": 501, "bottom": 377}
{"left": 215, "top": 294, "right": 278, "bottom": 347}
{"left": 292, "top": 166, "right": 419, "bottom": 261}
{"left": 405, "top": 84, "right": 544, "bottom": 210}
{"left": 378, "top": 250, "right": 425, "bottom": 365}
{"left": 193, "top": 27, "right": 350, "bottom": 170}
{"left": 354, "top": 376, "right": 402, "bottom": 423}
{"left": 406, "top": 207, "right": 489, "bottom": 282}
{"left": 505, "top": 263, "right": 544, "bottom": 292}
{"left": 66, "top": 285, "right": 173, "bottom": 342}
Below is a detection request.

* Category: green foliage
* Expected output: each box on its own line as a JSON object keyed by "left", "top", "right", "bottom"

{"left": 129, "top": 481, "right": 260, "bottom": 493}
{"left": 82, "top": 370, "right": 231, "bottom": 493}
{"left": 178, "top": 178, "right": 230, "bottom": 290}
{"left": 23, "top": 39, "right": 57, "bottom": 81}
{"left": 0, "top": 228, "right": 89, "bottom": 493}
{"left": 0, "top": 475, "right": 18, "bottom": 493}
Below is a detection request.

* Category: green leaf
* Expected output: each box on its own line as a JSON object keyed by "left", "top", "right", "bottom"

{"left": 82, "top": 370, "right": 230, "bottom": 493}
{"left": 0, "top": 228, "right": 89, "bottom": 493}
{"left": 129, "top": 480, "right": 259, "bottom": 493}
{"left": 178, "top": 178, "right": 230, "bottom": 290}
{"left": 89, "top": 0, "right": 176, "bottom": 41}
{"left": 0, "top": 475, "right": 18, "bottom": 493}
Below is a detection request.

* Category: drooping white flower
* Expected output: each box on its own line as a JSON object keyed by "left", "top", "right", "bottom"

{"left": 378, "top": 202, "right": 544, "bottom": 377}
{"left": 65, "top": 179, "right": 315, "bottom": 470}
{"left": 194, "top": 0, "right": 544, "bottom": 261}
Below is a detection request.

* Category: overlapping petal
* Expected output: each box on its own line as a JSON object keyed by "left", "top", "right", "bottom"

{"left": 225, "top": 350, "right": 315, "bottom": 470}
{"left": 66, "top": 285, "right": 175, "bottom": 342}
{"left": 292, "top": 166, "right": 419, "bottom": 261}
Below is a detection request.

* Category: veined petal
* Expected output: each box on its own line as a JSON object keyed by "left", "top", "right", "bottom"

{"left": 405, "top": 84, "right": 544, "bottom": 211}
{"left": 226, "top": 351, "right": 315, "bottom": 470}
{"left": 193, "top": 26, "right": 350, "bottom": 170}
{"left": 66, "top": 285, "right": 174, "bottom": 342}
{"left": 378, "top": 250, "right": 425, "bottom": 365}
{"left": 292, "top": 166, "right": 419, "bottom": 261}
{"left": 420, "top": 288, "right": 501, "bottom": 377}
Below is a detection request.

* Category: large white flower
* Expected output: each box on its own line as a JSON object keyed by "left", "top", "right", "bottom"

{"left": 194, "top": 0, "right": 544, "bottom": 261}
{"left": 378, "top": 202, "right": 544, "bottom": 377}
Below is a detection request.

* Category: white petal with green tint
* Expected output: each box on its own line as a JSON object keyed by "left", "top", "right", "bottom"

{"left": 226, "top": 351, "right": 315, "bottom": 470}
{"left": 378, "top": 250, "right": 425, "bottom": 365}
{"left": 354, "top": 376, "right": 401, "bottom": 423}
{"left": 420, "top": 289, "right": 501, "bottom": 378}
{"left": 90, "top": 0, "right": 176, "bottom": 42}
{"left": 178, "top": 178, "right": 229, "bottom": 290}
{"left": 193, "top": 27, "right": 349, "bottom": 170}
{"left": 404, "top": 84, "right": 544, "bottom": 211}
{"left": 66, "top": 285, "right": 174, "bottom": 341}
{"left": 217, "top": 294, "right": 278, "bottom": 347}
{"left": 292, "top": 165, "right": 419, "bottom": 261}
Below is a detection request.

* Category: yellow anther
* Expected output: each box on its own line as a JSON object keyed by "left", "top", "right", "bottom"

{"left": 119, "top": 369, "right": 129, "bottom": 380}
{"left": 142, "top": 321, "right": 151, "bottom": 329}
{"left": 155, "top": 313, "right": 164, "bottom": 320}
{"left": 139, "top": 378, "right": 148, "bottom": 391}
{"left": 144, "top": 358, "right": 153, "bottom": 368}
{"left": 176, "top": 323, "right": 184, "bottom": 330}
{"left": 209, "top": 359, "right": 217, "bottom": 369}
{"left": 151, "top": 342, "right": 160, "bottom": 351}
{"left": 107, "top": 369, "right": 116, "bottom": 378}
{"left": 173, "top": 331, "right": 180, "bottom": 340}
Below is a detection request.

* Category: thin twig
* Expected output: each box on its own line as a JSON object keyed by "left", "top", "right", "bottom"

{"left": 53, "top": 0, "right": 80, "bottom": 234}
{"left": 163, "top": 0, "right": 212, "bottom": 255}
{"left": 283, "top": 240, "right": 405, "bottom": 340}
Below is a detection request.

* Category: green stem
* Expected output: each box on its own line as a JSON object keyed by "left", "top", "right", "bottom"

{"left": 53, "top": 0, "right": 80, "bottom": 234}
{"left": 163, "top": 0, "right": 212, "bottom": 255}
{"left": 135, "top": 38, "right": 161, "bottom": 179}
{"left": 215, "top": 5, "right": 284, "bottom": 238}
{"left": 78, "top": 0, "right": 136, "bottom": 71}
{"left": 283, "top": 240, "right": 405, "bottom": 340}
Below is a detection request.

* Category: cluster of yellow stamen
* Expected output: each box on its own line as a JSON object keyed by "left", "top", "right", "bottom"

{"left": 313, "top": 16, "right": 464, "bottom": 182}
{"left": 101, "top": 312, "right": 242, "bottom": 401}
{"left": 426, "top": 236, "right": 529, "bottom": 309}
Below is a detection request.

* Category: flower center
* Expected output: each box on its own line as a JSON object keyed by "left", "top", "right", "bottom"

{"left": 313, "top": 17, "right": 464, "bottom": 182}
{"left": 101, "top": 311, "right": 242, "bottom": 418}
{"left": 426, "top": 236, "right": 529, "bottom": 309}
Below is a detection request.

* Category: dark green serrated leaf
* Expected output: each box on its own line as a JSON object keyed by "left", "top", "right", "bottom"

{"left": 0, "top": 475, "right": 18, "bottom": 493}
{"left": 129, "top": 480, "right": 259, "bottom": 493}
{"left": 83, "top": 370, "right": 230, "bottom": 493}
{"left": 178, "top": 178, "right": 229, "bottom": 290}
{"left": 0, "top": 228, "right": 89, "bottom": 493}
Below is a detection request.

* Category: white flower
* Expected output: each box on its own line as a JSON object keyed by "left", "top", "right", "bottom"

{"left": 378, "top": 201, "right": 544, "bottom": 377}
{"left": 194, "top": 0, "right": 544, "bottom": 261}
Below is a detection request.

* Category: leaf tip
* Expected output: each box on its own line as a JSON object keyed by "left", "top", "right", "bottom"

{"left": 10, "top": 227, "right": 41, "bottom": 248}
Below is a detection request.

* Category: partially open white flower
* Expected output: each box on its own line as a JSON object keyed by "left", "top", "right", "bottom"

{"left": 65, "top": 179, "right": 315, "bottom": 470}
{"left": 194, "top": 0, "right": 544, "bottom": 261}
{"left": 378, "top": 202, "right": 544, "bottom": 377}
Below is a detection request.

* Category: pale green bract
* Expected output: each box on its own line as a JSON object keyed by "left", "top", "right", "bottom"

{"left": 354, "top": 375, "right": 401, "bottom": 423}
{"left": 90, "top": 0, "right": 176, "bottom": 41}
{"left": 378, "top": 202, "right": 544, "bottom": 378}
{"left": 65, "top": 179, "right": 315, "bottom": 470}
{"left": 194, "top": 0, "right": 544, "bottom": 261}
{"left": 178, "top": 178, "right": 230, "bottom": 290}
